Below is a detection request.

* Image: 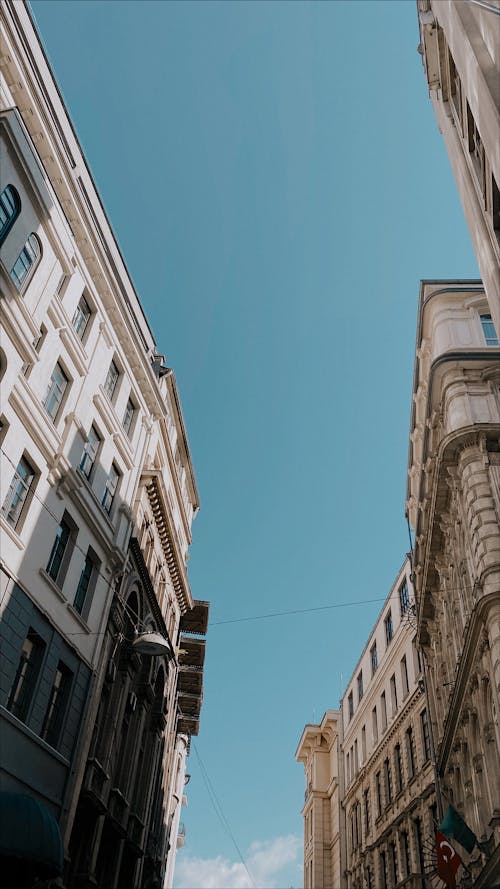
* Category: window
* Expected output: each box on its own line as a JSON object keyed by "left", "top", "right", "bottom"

{"left": 401, "top": 655, "right": 409, "bottom": 699}
{"left": 420, "top": 708, "right": 431, "bottom": 761}
{"left": 79, "top": 426, "right": 100, "bottom": 479}
{"left": 372, "top": 706, "right": 378, "bottom": 745}
{"left": 467, "top": 102, "right": 485, "bottom": 192}
{"left": 375, "top": 771, "right": 382, "bottom": 818}
{"left": 2, "top": 455, "right": 36, "bottom": 529}
{"left": 361, "top": 725, "right": 367, "bottom": 762}
{"left": 364, "top": 788, "right": 370, "bottom": 835}
{"left": 72, "top": 295, "right": 92, "bottom": 340}
{"left": 413, "top": 818, "right": 425, "bottom": 876}
{"left": 10, "top": 233, "right": 41, "bottom": 290}
{"left": 7, "top": 629, "right": 45, "bottom": 722}
{"left": 480, "top": 314, "right": 499, "bottom": 346}
{"left": 380, "top": 691, "right": 387, "bottom": 731}
{"left": 448, "top": 49, "right": 462, "bottom": 125}
{"left": 0, "top": 184, "right": 21, "bottom": 245}
{"left": 394, "top": 743, "right": 403, "bottom": 794}
{"left": 389, "top": 842, "right": 398, "bottom": 887}
{"left": 43, "top": 362, "right": 68, "bottom": 421}
{"left": 400, "top": 831, "right": 410, "bottom": 879}
{"left": 370, "top": 641, "right": 378, "bottom": 675}
{"left": 46, "top": 514, "right": 74, "bottom": 585}
{"left": 390, "top": 674, "right": 398, "bottom": 716}
{"left": 122, "top": 398, "right": 135, "bottom": 436}
{"left": 406, "top": 726, "right": 416, "bottom": 778}
{"left": 347, "top": 691, "right": 354, "bottom": 721}
{"left": 354, "top": 739, "right": 359, "bottom": 775}
{"left": 380, "top": 851, "right": 387, "bottom": 889}
{"left": 399, "top": 580, "right": 410, "bottom": 615}
{"left": 102, "top": 463, "right": 120, "bottom": 514}
{"left": 41, "top": 661, "right": 73, "bottom": 748}
{"left": 384, "top": 611, "right": 393, "bottom": 646}
{"left": 384, "top": 758, "right": 392, "bottom": 805}
{"left": 104, "top": 359, "right": 119, "bottom": 402}
{"left": 74, "top": 548, "right": 99, "bottom": 618}
{"left": 346, "top": 751, "right": 350, "bottom": 785}
{"left": 412, "top": 637, "right": 423, "bottom": 677}
{"left": 357, "top": 670, "right": 364, "bottom": 702}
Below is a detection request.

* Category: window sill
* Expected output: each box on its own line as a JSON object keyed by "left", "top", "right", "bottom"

{"left": 67, "top": 604, "right": 91, "bottom": 633}
{"left": 39, "top": 568, "right": 66, "bottom": 602}
{"left": 0, "top": 514, "right": 25, "bottom": 550}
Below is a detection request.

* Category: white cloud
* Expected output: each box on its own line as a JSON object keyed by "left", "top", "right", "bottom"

{"left": 174, "top": 834, "right": 302, "bottom": 889}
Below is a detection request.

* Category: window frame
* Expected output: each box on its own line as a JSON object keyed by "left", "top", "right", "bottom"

{"left": 79, "top": 425, "right": 101, "bottom": 480}
{"left": 2, "top": 454, "right": 37, "bottom": 531}
{"left": 101, "top": 462, "right": 120, "bottom": 515}
{"left": 10, "top": 233, "right": 42, "bottom": 292}
{"left": 103, "top": 358, "right": 120, "bottom": 403}
{"left": 420, "top": 708, "right": 431, "bottom": 762}
{"left": 74, "top": 547, "right": 100, "bottom": 620}
{"left": 399, "top": 579, "right": 410, "bottom": 615}
{"left": 370, "top": 641, "right": 378, "bottom": 676}
{"left": 42, "top": 361, "right": 69, "bottom": 423}
{"left": 6, "top": 628, "right": 46, "bottom": 722}
{"left": 46, "top": 511, "right": 77, "bottom": 588}
{"left": 71, "top": 294, "right": 92, "bottom": 342}
{"left": 41, "top": 660, "right": 73, "bottom": 749}
{"left": 0, "top": 184, "right": 21, "bottom": 246}
{"left": 384, "top": 610, "right": 394, "bottom": 647}
{"left": 122, "top": 397, "right": 136, "bottom": 437}
{"left": 347, "top": 690, "right": 354, "bottom": 721}
{"left": 357, "top": 670, "right": 363, "bottom": 702}
{"left": 479, "top": 313, "right": 499, "bottom": 346}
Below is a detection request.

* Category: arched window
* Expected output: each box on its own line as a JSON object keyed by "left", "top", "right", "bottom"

{"left": 10, "top": 233, "right": 41, "bottom": 291}
{"left": 0, "top": 185, "right": 21, "bottom": 245}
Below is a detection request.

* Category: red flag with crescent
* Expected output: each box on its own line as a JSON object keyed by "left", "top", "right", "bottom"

{"left": 436, "top": 830, "right": 462, "bottom": 887}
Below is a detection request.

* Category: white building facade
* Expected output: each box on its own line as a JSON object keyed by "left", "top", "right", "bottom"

{"left": 416, "top": 0, "right": 500, "bottom": 334}
{"left": 0, "top": 2, "right": 207, "bottom": 887}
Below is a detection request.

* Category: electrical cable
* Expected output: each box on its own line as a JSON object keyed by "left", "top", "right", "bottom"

{"left": 192, "top": 743, "right": 256, "bottom": 889}
{"left": 1, "top": 448, "right": 480, "bottom": 632}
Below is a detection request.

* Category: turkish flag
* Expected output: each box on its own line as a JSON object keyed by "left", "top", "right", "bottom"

{"left": 436, "top": 830, "right": 462, "bottom": 888}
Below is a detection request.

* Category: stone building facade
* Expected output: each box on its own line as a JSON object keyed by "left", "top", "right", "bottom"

{"left": 296, "top": 711, "right": 342, "bottom": 889}
{"left": 0, "top": 2, "right": 207, "bottom": 886}
{"left": 297, "top": 560, "right": 438, "bottom": 889}
{"left": 416, "top": 0, "right": 500, "bottom": 333}
{"left": 407, "top": 279, "right": 500, "bottom": 887}
{"left": 340, "top": 559, "right": 435, "bottom": 889}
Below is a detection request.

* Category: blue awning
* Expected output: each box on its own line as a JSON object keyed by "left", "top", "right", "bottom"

{"left": 0, "top": 791, "right": 63, "bottom": 877}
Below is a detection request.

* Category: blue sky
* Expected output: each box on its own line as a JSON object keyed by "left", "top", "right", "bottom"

{"left": 30, "top": 2, "right": 478, "bottom": 886}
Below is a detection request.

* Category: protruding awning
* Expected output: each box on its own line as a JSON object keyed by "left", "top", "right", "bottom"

{"left": 0, "top": 791, "right": 63, "bottom": 877}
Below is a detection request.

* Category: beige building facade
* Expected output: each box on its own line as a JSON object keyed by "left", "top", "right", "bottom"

{"left": 0, "top": 2, "right": 207, "bottom": 887}
{"left": 416, "top": 0, "right": 500, "bottom": 334}
{"left": 296, "top": 711, "right": 342, "bottom": 889}
{"left": 340, "top": 559, "right": 436, "bottom": 889}
{"left": 297, "top": 560, "right": 438, "bottom": 889}
{"left": 407, "top": 279, "right": 500, "bottom": 887}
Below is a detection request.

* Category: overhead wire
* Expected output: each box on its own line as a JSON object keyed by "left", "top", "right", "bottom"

{"left": 192, "top": 742, "right": 256, "bottom": 889}
{"left": 2, "top": 448, "right": 478, "bottom": 632}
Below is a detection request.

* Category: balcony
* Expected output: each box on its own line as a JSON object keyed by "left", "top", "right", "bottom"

{"left": 177, "top": 713, "right": 200, "bottom": 736}
{"left": 178, "top": 664, "right": 203, "bottom": 696}
{"left": 82, "top": 758, "right": 110, "bottom": 813}
{"left": 127, "top": 811, "right": 146, "bottom": 854}
{"left": 178, "top": 635, "right": 206, "bottom": 669}
{"left": 177, "top": 823, "right": 186, "bottom": 848}
{"left": 179, "top": 600, "right": 209, "bottom": 636}
{"left": 108, "top": 787, "right": 129, "bottom": 836}
{"left": 178, "top": 690, "right": 202, "bottom": 719}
